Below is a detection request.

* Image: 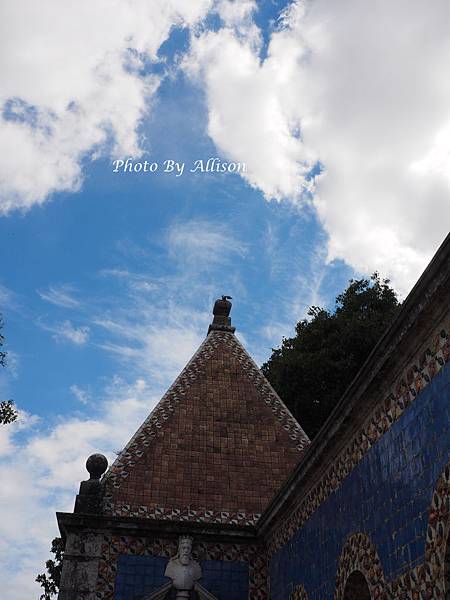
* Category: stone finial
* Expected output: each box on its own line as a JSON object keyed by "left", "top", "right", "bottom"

{"left": 74, "top": 453, "right": 108, "bottom": 514}
{"left": 208, "top": 295, "right": 236, "bottom": 334}
{"left": 86, "top": 453, "right": 108, "bottom": 480}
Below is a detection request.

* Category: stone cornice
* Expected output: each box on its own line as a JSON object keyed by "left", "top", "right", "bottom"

{"left": 57, "top": 512, "right": 259, "bottom": 545}
{"left": 258, "top": 233, "right": 450, "bottom": 540}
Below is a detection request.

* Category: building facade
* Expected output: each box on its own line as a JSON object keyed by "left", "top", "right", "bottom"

{"left": 57, "top": 236, "right": 450, "bottom": 599}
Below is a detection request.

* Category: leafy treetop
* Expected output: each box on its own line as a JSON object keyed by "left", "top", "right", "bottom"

{"left": 36, "top": 537, "right": 64, "bottom": 600}
{"left": 261, "top": 273, "right": 400, "bottom": 439}
{"left": 0, "top": 314, "right": 18, "bottom": 425}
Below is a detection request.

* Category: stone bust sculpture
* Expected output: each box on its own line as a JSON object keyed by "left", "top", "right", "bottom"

{"left": 164, "top": 536, "right": 202, "bottom": 598}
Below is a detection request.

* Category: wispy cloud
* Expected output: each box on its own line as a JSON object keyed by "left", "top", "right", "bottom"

{"left": 37, "top": 285, "right": 80, "bottom": 309}
{"left": 0, "top": 283, "right": 22, "bottom": 314}
{"left": 70, "top": 384, "right": 89, "bottom": 405}
{"left": 3, "top": 351, "right": 19, "bottom": 379}
{"left": 0, "top": 283, "right": 13, "bottom": 307}
{"left": 93, "top": 218, "right": 250, "bottom": 381}
{"left": 254, "top": 225, "right": 331, "bottom": 353}
{"left": 98, "top": 322, "right": 207, "bottom": 385}
{"left": 99, "top": 269, "right": 158, "bottom": 293}
{"left": 42, "top": 320, "right": 90, "bottom": 345}
{"left": 166, "top": 219, "right": 248, "bottom": 268}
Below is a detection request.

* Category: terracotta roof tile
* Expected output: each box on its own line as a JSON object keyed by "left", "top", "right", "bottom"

{"left": 103, "top": 330, "right": 310, "bottom": 525}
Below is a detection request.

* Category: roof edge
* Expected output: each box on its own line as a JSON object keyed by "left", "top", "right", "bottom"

{"left": 258, "top": 232, "right": 450, "bottom": 535}
{"left": 56, "top": 512, "right": 259, "bottom": 545}
{"left": 101, "top": 332, "right": 217, "bottom": 485}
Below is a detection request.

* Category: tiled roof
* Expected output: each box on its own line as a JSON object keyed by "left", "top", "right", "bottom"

{"left": 103, "top": 329, "right": 309, "bottom": 526}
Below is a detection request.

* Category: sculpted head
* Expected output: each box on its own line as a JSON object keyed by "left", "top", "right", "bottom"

{"left": 177, "top": 536, "right": 193, "bottom": 565}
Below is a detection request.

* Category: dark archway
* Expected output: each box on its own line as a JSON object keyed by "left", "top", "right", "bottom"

{"left": 343, "top": 570, "right": 371, "bottom": 600}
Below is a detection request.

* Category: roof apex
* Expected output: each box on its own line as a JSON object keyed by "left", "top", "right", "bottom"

{"left": 207, "top": 295, "right": 235, "bottom": 334}
{"left": 101, "top": 329, "right": 309, "bottom": 525}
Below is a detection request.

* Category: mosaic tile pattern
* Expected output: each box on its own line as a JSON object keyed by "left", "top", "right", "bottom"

{"left": 114, "top": 555, "right": 249, "bottom": 600}
{"left": 384, "top": 460, "right": 450, "bottom": 599}
{"left": 424, "top": 461, "right": 450, "bottom": 593}
{"left": 95, "top": 535, "right": 269, "bottom": 600}
{"left": 225, "top": 333, "right": 309, "bottom": 450}
{"left": 335, "top": 461, "right": 450, "bottom": 600}
{"left": 269, "top": 325, "right": 450, "bottom": 554}
{"left": 102, "top": 330, "right": 309, "bottom": 523}
{"left": 334, "top": 533, "right": 385, "bottom": 600}
{"left": 114, "top": 555, "right": 168, "bottom": 600}
{"left": 289, "top": 584, "right": 308, "bottom": 599}
{"left": 102, "top": 502, "right": 261, "bottom": 526}
{"left": 270, "top": 440, "right": 450, "bottom": 600}
{"left": 194, "top": 559, "right": 249, "bottom": 600}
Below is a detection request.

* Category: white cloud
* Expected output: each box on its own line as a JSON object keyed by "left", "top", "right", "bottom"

{"left": 185, "top": 0, "right": 450, "bottom": 294}
{"left": 0, "top": 284, "right": 13, "bottom": 306}
{"left": 2, "top": 350, "right": 19, "bottom": 379}
{"left": 99, "top": 269, "right": 158, "bottom": 293}
{"left": 0, "top": 410, "right": 40, "bottom": 457}
{"left": 0, "top": 377, "right": 159, "bottom": 600}
{"left": 0, "top": 0, "right": 214, "bottom": 214}
{"left": 0, "top": 283, "right": 21, "bottom": 313}
{"left": 94, "top": 218, "right": 248, "bottom": 381}
{"left": 167, "top": 219, "right": 248, "bottom": 267}
{"left": 37, "top": 284, "right": 81, "bottom": 309}
{"left": 70, "top": 384, "right": 89, "bottom": 405}
{"left": 94, "top": 308, "right": 206, "bottom": 385}
{"left": 43, "top": 320, "right": 90, "bottom": 345}
{"left": 185, "top": 25, "right": 314, "bottom": 202}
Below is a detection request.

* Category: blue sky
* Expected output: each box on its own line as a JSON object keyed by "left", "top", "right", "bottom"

{"left": 0, "top": 127, "right": 352, "bottom": 416}
{"left": 1, "top": 1, "right": 449, "bottom": 597}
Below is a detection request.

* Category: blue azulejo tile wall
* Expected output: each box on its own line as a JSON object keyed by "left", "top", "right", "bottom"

{"left": 201, "top": 559, "right": 249, "bottom": 599}
{"left": 114, "top": 555, "right": 168, "bottom": 600}
{"left": 269, "top": 363, "right": 450, "bottom": 600}
{"left": 114, "top": 554, "right": 249, "bottom": 600}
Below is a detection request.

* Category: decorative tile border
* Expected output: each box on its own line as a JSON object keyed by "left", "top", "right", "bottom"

{"left": 334, "top": 533, "right": 385, "bottom": 600}
{"left": 384, "top": 459, "right": 450, "bottom": 599}
{"left": 103, "top": 501, "right": 261, "bottom": 527}
{"left": 95, "top": 535, "right": 268, "bottom": 600}
{"left": 225, "top": 334, "right": 309, "bottom": 452}
{"left": 335, "top": 459, "right": 450, "bottom": 600}
{"left": 289, "top": 584, "right": 309, "bottom": 599}
{"left": 422, "top": 460, "right": 450, "bottom": 597}
{"left": 268, "top": 326, "right": 450, "bottom": 554}
{"left": 103, "top": 330, "right": 309, "bottom": 525}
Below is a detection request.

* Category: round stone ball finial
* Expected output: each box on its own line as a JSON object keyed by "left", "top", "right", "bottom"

{"left": 86, "top": 453, "right": 108, "bottom": 480}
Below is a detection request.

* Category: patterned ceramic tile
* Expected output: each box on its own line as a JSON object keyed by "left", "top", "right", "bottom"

{"left": 384, "top": 459, "right": 450, "bottom": 599}
{"left": 332, "top": 459, "right": 450, "bottom": 600}
{"left": 102, "top": 501, "right": 261, "bottom": 526}
{"left": 102, "top": 330, "right": 309, "bottom": 525}
{"left": 334, "top": 533, "right": 385, "bottom": 600}
{"left": 269, "top": 326, "right": 450, "bottom": 554}
{"left": 94, "top": 535, "right": 269, "bottom": 600}
{"left": 289, "top": 584, "right": 308, "bottom": 599}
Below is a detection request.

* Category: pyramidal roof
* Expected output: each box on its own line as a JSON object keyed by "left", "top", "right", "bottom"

{"left": 103, "top": 298, "right": 310, "bottom": 527}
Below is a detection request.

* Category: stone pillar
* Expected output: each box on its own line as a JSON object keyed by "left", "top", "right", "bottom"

{"left": 59, "top": 454, "right": 108, "bottom": 600}
{"left": 58, "top": 531, "right": 102, "bottom": 600}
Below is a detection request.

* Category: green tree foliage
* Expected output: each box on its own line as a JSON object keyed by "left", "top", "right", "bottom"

{"left": 0, "top": 399, "right": 18, "bottom": 424}
{"left": 0, "top": 314, "right": 18, "bottom": 425}
{"left": 36, "top": 537, "right": 64, "bottom": 600}
{"left": 262, "top": 274, "right": 400, "bottom": 439}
